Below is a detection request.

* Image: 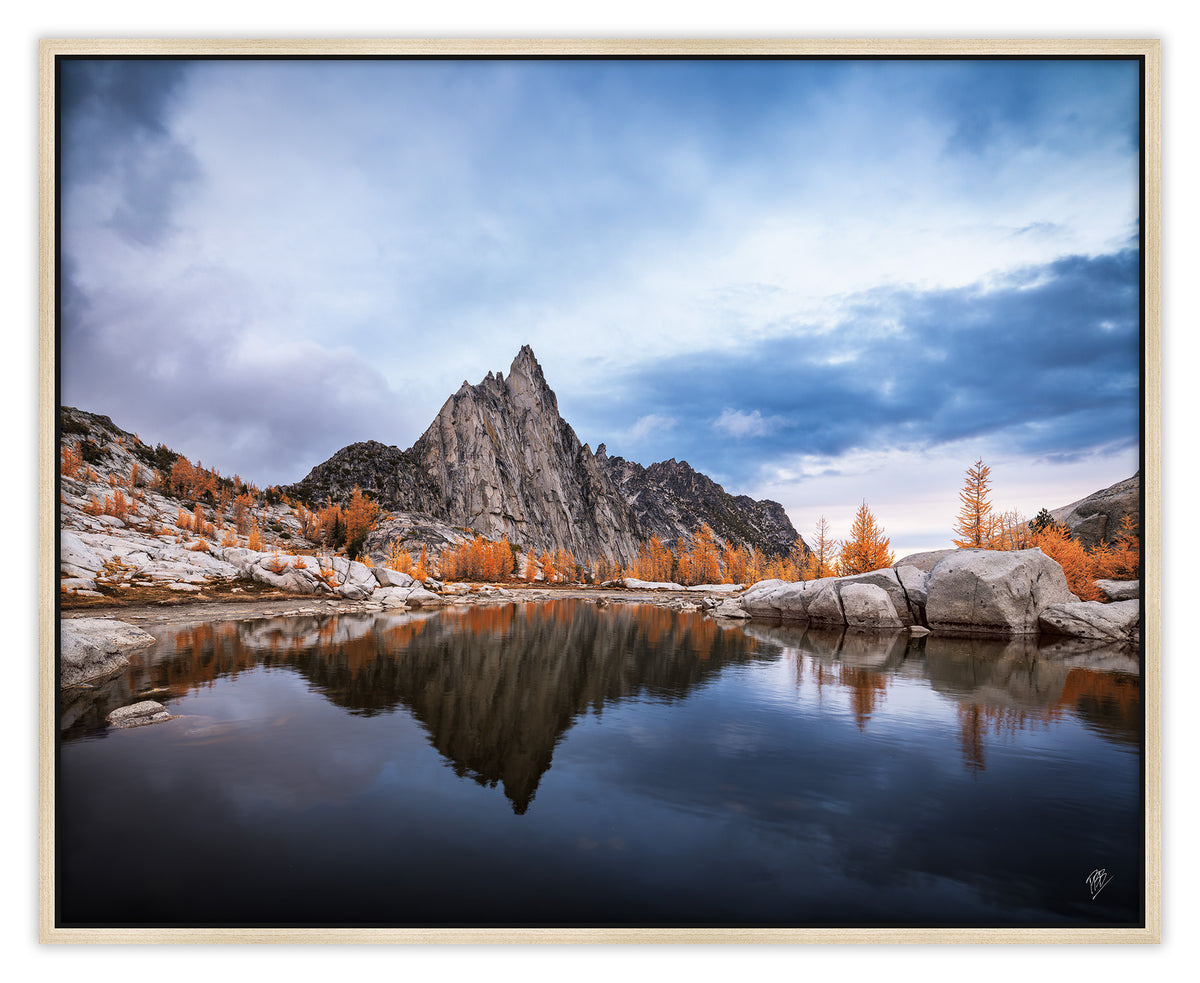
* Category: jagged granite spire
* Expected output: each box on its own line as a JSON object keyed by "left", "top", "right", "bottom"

{"left": 409, "top": 345, "right": 641, "bottom": 565}
{"left": 290, "top": 346, "right": 802, "bottom": 564}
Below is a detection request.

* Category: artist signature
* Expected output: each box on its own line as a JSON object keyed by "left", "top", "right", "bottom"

{"left": 1086, "top": 868, "right": 1113, "bottom": 900}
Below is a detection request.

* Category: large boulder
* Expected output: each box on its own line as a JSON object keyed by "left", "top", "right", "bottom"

{"left": 621, "top": 577, "right": 684, "bottom": 590}
{"left": 106, "top": 700, "right": 174, "bottom": 729}
{"left": 336, "top": 559, "right": 378, "bottom": 600}
{"left": 806, "top": 581, "right": 845, "bottom": 626}
{"left": 710, "top": 599, "right": 750, "bottom": 619}
{"left": 373, "top": 586, "right": 411, "bottom": 609}
{"left": 1097, "top": 579, "right": 1140, "bottom": 602}
{"left": 60, "top": 618, "right": 156, "bottom": 687}
{"left": 833, "top": 569, "right": 916, "bottom": 626}
{"left": 738, "top": 579, "right": 790, "bottom": 618}
{"left": 248, "top": 554, "right": 330, "bottom": 594}
{"left": 840, "top": 583, "right": 904, "bottom": 630}
{"left": 893, "top": 549, "right": 956, "bottom": 574}
{"left": 925, "top": 548, "right": 1078, "bottom": 635}
{"left": 404, "top": 586, "right": 448, "bottom": 608}
{"left": 1050, "top": 473, "right": 1139, "bottom": 550}
{"left": 60, "top": 530, "right": 105, "bottom": 579}
{"left": 894, "top": 565, "right": 929, "bottom": 607}
{"left": 1038, "top": 599, "right": 1140, "bottom": 643}
{"left": 373, "top": 567, "right": 417, "bottom": 589}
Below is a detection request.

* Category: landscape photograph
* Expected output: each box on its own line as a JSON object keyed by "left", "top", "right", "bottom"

{"left": 45, "top": 46, "right": 1154, "bottom": 939}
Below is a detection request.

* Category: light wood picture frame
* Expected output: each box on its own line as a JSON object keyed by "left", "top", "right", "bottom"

{"left": 39, "top": 37, "right": 1161, "bottom": 944}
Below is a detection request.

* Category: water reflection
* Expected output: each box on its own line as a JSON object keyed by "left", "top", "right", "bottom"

{"left": 743, "top": 622, "right": 1140, "bottom": 771}
{"left": 63, "top": 601, "right": 770, "bottom": 813}
{"left": 64, "top": 602, "right": 1139, "bottom": 805}
{"left": 57, "top": 600, "right": 1143, "bottom": 927}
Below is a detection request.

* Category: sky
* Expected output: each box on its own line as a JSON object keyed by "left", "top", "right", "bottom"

{"left": 58, "top": 56, "right": 1143, "bottom": 556}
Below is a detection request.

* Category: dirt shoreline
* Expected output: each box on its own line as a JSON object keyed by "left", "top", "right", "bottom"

{"left": 60, "top": 584, "right": 721, "bottom": 629}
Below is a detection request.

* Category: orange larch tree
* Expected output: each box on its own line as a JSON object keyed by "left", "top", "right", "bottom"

{"left": 1031, "top": 524, "right": 1100, "bottom": 601}
{"left": 802, "top": 516, "right": 839, "bottom": 581}
{"left": 838, "top": 501, "right": 894, "bottom": 575}
{"left": 690, "top": 524, "right": 722, "bottom": 585}
{"left": 344, "top": 486, "right": 381, "bottom": 558}
{"left": 61, "top": 442, "right": 84, "bottom": 479}
{"left": 953, "top": 459, "right": 994, "bottom": 548}
{"left": 720, "top": 542, "right": 749, "bottom": 584}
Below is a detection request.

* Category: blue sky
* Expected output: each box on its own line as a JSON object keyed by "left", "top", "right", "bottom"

{"left": 59, "top": 57, "right": 1142, "bottom": 555}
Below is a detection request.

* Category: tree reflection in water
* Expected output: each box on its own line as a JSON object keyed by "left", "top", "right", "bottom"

{"left": 64, "top": 601, "right": 1139, "bottom": 804}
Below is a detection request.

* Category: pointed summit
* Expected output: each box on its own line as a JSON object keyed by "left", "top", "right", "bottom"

{"left": 505, "top": 344, "right": 554, "bottom": 411}
{"left": 510, "top": 343, "right": 539, "bottom": 373}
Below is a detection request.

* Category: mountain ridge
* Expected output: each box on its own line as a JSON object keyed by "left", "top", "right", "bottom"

{"left": 290, "top": 345, "right": 803, "bottom": 565}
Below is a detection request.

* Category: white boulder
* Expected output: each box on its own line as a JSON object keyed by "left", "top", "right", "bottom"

{"left": 1097, "top": 579, "right": 1140, "bottom": 602}
{"left": 840, "top": 583, "right": 904, "bottom": 629}
{"left": 1038, "top": 599, "right": 1140, "bottom": 642}
{"left": 926, "top": 548, "right": 1078, "bottom": 635}
{"left": 61, "top": 618, "right": 156, "bottom": 687}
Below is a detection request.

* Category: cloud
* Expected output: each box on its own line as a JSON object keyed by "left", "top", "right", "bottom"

{"left": 713, "top": 409, "right": 784, "bottom": 439}
{"left": 624, "top": 414, "right": 678, "bottom": 444}
{"left": 60, "top": 60, "right": 201, "bottom": 248}
{"left": 581, "top": 247, "right": 1139, "bottom": 488}
{"left": 56, "top": 58, "right": 1141, "bottom": 508}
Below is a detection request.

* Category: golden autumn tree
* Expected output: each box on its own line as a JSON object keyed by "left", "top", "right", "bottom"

{"left": 838, "top": 501, "right": 894, "bottom": 575}
{"left": 690, "top": 524, "right": 722, "bottom": 585}
{"left": 415, "top": 546, "right": 430, "bottom": 582}
{"left": 1030, "top": 524, "right": 1099, "bottom": 601}
{"left": 802, "top": 516, "right": 838, "bottom": 581}
{"left": 986, "top": 509, "right": 1033, "bottom": 551}
{"left": 747, "top": 546, "right": 768, "bottom": 583}
{"left": 61, "top": 442, "right": 84, "bottom": 479}
{"left": 344, "top": 486, "right": 381, "bottom": 559}
{"left": 1094, "top": 512, "right": 1139, "bottom": 581}
{"left": 720, "top": 541, "right": 749, "bottom": 585}
{"left": 633, "top": 536, "right": 674, "bottom": 582}
{"left": 784, "top": 535, "right": 808, "bottom": 582}
{"left": 675, "top": 536, "right": 697, "bottom": 585}
{"left": 953, "top": 459, "right": 994, "bottom": 548}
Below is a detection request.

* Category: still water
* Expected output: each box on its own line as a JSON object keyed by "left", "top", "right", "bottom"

{"left": 58, "top": 599, "right": 1143, "bottom": 928}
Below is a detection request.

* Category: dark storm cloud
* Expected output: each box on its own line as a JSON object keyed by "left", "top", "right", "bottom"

{"left": 593, "top": 248, "right": 1139, "bottom": 482}
{"left": 60, "top": 60, "right": 200, "bottom": 246}
{"left": 59, "top": 263, "right": 402, "bottom": 484}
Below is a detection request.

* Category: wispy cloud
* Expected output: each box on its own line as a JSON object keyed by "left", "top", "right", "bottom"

{"left": 58, "top": 55, "right": 1142, "bottom": 535}
{"left": 623, "top": 414, "right": 678, "bottom": 445}
{"left": 713, "top": 409, "right": 784, "bottom": 439}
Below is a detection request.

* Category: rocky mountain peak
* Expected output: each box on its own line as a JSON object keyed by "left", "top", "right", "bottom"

{"left": 291, "top": 347, "right": 804, "bottom": 565}
{"left": 504, "top": 343, "right": 555, "bottom": 413}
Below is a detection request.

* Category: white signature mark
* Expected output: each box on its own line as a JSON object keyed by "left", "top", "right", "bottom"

{"left": 1085, "top": 868, "right": 1113, "bottom": 900}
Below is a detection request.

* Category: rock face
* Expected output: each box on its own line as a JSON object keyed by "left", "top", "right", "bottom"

{"left": 925, "top": 548, "right": 1078, "bottom": 635}
{"left": 291, "top": 346, "right": 800, "bottom": 567}
{"left": 840, "top": 583, "right": 903, "bottom": 630}
{"left": 61, "top": 618, "right": 156, "bottom": 687}
{"left": 1050, "top": 472, "right": 1140, "bottom": 549}
{"left": 740, "top": 568, "right": 921, "bottom": 630}
{"left": 1038, "top": 599, "right": 1141, "bottom": 643}
{"left": 740, "top": 548, "right": 1095, "bottom": 638}
{"left": 106, "top": 700, "right": 173, "bottom": 728}
{"left": 893, "top": 549, "right": 957, "bottom": 574}
{"left": 597, "top": 450, "right": 801, "bottom": 558}
{"left": 1097, "top": 579, "right": 1140, "bottom": 602}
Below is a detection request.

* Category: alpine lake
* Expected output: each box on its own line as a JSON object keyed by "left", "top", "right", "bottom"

{"left": 57, "top": 597, "right": 1143, "bottom": 929}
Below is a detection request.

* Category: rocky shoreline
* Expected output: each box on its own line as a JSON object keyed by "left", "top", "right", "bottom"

{"left": 60, "top": 543, "right": 1141, "bottom": 699}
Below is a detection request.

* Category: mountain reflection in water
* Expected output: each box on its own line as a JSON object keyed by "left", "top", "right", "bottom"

{"left": 64, "top": 602, "right": 1140, "bottom": 813}
{"left": 58, "top": 600, "right": 1142, "bottom": 927}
